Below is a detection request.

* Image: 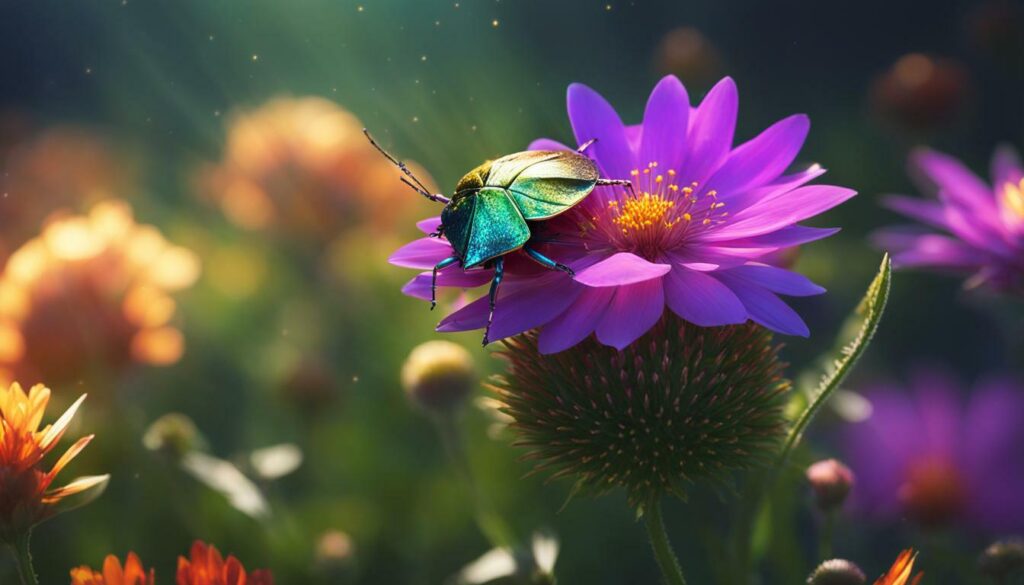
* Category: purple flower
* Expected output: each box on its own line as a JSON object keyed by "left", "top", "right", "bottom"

{"left": 875, "top": 146, "right": 1024, "bottom": 294}
{"left": 842, "top": 370, "right": 1024, "bottom": 532}
{"left": 391, "top": 76, "right": 855, "bottom": 352}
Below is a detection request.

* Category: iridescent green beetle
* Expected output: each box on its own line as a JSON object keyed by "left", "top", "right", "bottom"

{"left": 365, "top": 130, "right": 632, "bottom": 345}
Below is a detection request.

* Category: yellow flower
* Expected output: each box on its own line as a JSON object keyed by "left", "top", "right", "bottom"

{"left": 70, "top": 553, "right": 154, "bottom": 585}
{"left": 0, "top": 382, "right": 107, "bottom": 541}
{"left": 0, "top": 200, "right": 200, "bottom": 385}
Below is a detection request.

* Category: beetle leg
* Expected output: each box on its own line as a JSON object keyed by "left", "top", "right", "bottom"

{"left": 577, "top": 138, "right": 598, "bottom": 153}
{"left": 524, "top": 246, "right": 575, "bottom": 277}
{"left": 431, "top": 256, "right": 460, "bottom": 310}
{"left": 482, "top": 258, "right": 505, "bottom": 346}
{"left": 596, "top": 178, "right": 636, "bottom": 198}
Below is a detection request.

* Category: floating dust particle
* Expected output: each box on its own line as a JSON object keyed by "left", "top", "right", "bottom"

{"left": 491, "top": 19, "right": 500, "bottom": 27}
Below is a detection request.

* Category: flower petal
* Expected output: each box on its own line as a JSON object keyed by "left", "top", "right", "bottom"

{"left": 873, "top": 229, "right": 986, "bottom": 269}
{"left": 991, "top": 144, "right": 1023, "bottom": 187}
{"left": 724, "top": 264, "right": 826, "bottom": 297}
{"left": 595, "top": 279, "right": 665, "bottom": 350}
{"left": 529, "top": 138, "right": 572, "bottom": 152}
{"left": 882, "top": 195, "right": 950, "bottom": 230}
{"left": 721, "top": 225, "right": 840, "bottom": 249}
{"left": 416, "top": 217, "right": 442, "bottom": 234}
{"left": 639, "top": 76, "right": 690, "bottom": 171}
{"left": 912, "top": 148, "right": 996, "bottom": 212}
{"left": 567, "top": 83, "right": 635, "bottom": 180}
{"left": 389, "top": 237, "right": 453, "bottom": 269}
{"left": 537, "top": 287, "right": 615, "bottom": 354}
{"left": 700, "top": 185, "right": 856, "bottom": 242}
{"left": 664, "top": 268, "right": 747, "bottom": 326}
{"left": 709, "top": 114, "right": 810, "bottom": 197}
{"left": 680, "top": 77, "right": 738, "bottom": 186}
{"left": 718, "top": 273, "right": 809, "bottom": 336}
{"left": 573, "top": 252, "right": 672, "bottom": 287}
{"left": 402, "top": 270, "right": 493, "bottom": 300}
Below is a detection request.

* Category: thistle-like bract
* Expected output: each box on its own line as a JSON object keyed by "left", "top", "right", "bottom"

{"left": 489, "top": 313, "right": 790, "bottom": 509}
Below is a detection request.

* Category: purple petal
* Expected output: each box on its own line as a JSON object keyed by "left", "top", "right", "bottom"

{"left": 962, "top": 379, "right": 1024, "bottom": 529}
{"left": 679, "top": 77, "right": 738, "bottom": 186}
{"left": 723, "top": 165, "right": 827, "bottom": 212}
{"left": 624, "top": 124, "right": 643, "bottom": 151}
{"left": 595, "top": 279, "right": 665, "bottom": 349}
{"left": 873, "top": 229, "right": 986, "bottom": 269}
{"left": 573, "top": 252, "right": 672, "bottom": 287}
{"left": 529, "top": 138, "right": 572, "bottom": 152}
{"left": 908, "top": 368, "right": 962, "bottom": 456}
{"left": 717, "top": 273, "right": 809, "bottom": 336}
{"left": 567, "top": 83, "right": 635, "bottom": 180}
{"left": 435, "top": 274, "right": 581, "bottom": 340}
{"left": 389, "top": 237, "right": 453, "bottom": 269}
{"left": 991, "top": 144, "right": 1023, "bottom": 187}
{"left": 402, "top": 270, "right": 493, "bottom": 300}
{"left": 416, "top": 217, "right": 442, "bottom": 234}
{"left": 639, "top": 76, "right": 690, "bottom": 171}
{"left": 709, "top": 114, "right": 810, "bottom": 197}
{"left": 537, "top": 287, "right": 615, "bottom": 354}
{"left": 667, "top": 248, "right": 750, "bottom": 271}
{"left": 700, "top": 185, "right": 856, "bottom": 242}
{"left": 664, "top": 268, "right": 747, "bottom": 326}
{"left": 725, "top": 264, "right": 825, "bottom": 296}
{"left": 723, "top": 225, "right": 840, "bottom": 249}
{"left": 882, "top": 195, "right": 950, "bottom": 230}
{"left": 912, "top": 149, "right": 995, "bottom": 212}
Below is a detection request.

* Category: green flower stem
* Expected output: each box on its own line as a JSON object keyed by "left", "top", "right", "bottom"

{"left": 9, "top": 531, "right": 39, "bottom": 585}
{"left": 819, "top": 511, "right": 835, "bottom": 561}
{"left": 434, "top": 414, "right": 517, "bottom": 549}
{"left": 645, "top": 500, "right": 687, "bottom": 585}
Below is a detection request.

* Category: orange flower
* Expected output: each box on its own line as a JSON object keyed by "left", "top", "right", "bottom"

{"left": 176, "top": 541, "right": 273, "bottom": 585}
{"left": 874, "top": 549, "right": 923, "bottom": 585}
{"left": 0, "top": 382, "right": 107, "bottom": 541}
{"left": 0, "top": 200, "right": 200, "bottom": 386}
{"left": 0, "top": 127, "right": 135, "bottom": 262}
{"left": 197, "top": 97, "right": 434, "bottom": 244}
{"left": 70, "top": 553, "right": 154, "bottom": 585}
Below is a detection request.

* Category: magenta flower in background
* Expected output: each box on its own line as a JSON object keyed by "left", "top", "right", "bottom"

{"left": 842, "top": 370, "right": 1024, "bottom": 533}
{"left": 391, "top": 76, "right": 856, "bottom": 352}
{"left": 875, "top": 146, "right": 1024, "bottom": 294}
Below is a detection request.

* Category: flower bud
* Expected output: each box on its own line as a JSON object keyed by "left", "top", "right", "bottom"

{"left": 315, "top": 529, "right": 356, "bottom": 579}
{"left": 807, "top": 459, "right": 855, "bottom": 512}
{"left": 807, "top": 559, "right": 867, "bottom": 585}
{"left": 978, "top": 538, "right": 1024, "bottom": 581}
{"left": 870, "top": 53, "right": 969, "bottom": 132}
{"left": 280, "top": 357, "right": 338, "bottom": 414}
{"left": 490, "top": 314, "right": 790, "bottom": 509}
{"left": 401, "top": 340, "right": 476, "bottom": 413}
{"left": 143, "top": 413, "right": 206, "bottom": 459}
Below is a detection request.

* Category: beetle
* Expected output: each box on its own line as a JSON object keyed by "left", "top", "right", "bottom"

{"left": 365, "top": 130, "right": 632, "bottom": 345}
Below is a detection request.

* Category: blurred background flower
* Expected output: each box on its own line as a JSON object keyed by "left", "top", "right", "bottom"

{"left": 843, "top": 370, "right": 1024, "bottom": 532}
{"left": 0, "top": 201, "right": 200, "bottom": 388}
{"left": 70, "top": 552, "right": 154, "bottom": 585}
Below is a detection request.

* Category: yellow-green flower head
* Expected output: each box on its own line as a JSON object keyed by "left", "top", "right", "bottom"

{"left": 489, "top": 313, "right": 790, "bottom": 509}
{"left": 401, "top": 340, "right": 476, "bottom": 413}
{"left": 807, "top": 559, "right": 867, "bottom": 585}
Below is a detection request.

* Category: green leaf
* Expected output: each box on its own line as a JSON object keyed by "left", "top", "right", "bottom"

{"left": 776, "top": 254, "right": 892, "bottom": 467}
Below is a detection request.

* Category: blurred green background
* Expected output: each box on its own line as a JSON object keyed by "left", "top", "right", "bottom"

{"left": 1, "top": 0, "right": 1023, "bottom": 582}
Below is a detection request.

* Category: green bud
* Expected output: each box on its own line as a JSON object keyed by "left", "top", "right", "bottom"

{"left": 979, "top": 538, "right": 1024, "bottom": 581}
{"left": 401, "top": 340, "right": 476, "bottom": 413}
{"left": 807, "top": 559, "right": 867, "bottom": 585}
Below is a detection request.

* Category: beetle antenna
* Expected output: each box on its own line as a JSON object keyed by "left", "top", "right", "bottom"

{"left": 363, "top": 129, "right": 450, "bottom": 204}
{"left": 577, "top": 138, "right": 598, "bottom": 154}
{"left": 596, "top": 178, "right": 636, "bottom": 198}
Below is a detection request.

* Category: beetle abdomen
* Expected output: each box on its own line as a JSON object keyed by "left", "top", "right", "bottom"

{"left": 442, "top": 187, "right": 530, "bottom": 268}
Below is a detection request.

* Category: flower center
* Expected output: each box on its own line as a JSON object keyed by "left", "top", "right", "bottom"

{"left": 597, "top": 162, "right": 727, "bottom": 260}
{"left": 1002, "top": 179, "right": 1024, "bottom": 220}
{"left": 898, "top": 456, "right": 966, "bottom": 529}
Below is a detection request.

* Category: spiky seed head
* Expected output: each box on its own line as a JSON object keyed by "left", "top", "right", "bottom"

{"left": 978, "top": 539, "right": 1024, "bottom": 581}
{"left": 808, "top": 559, "right": 867, "bottom": 585}
{"left": 807, "top": 458, "right": 855, "bottom": 512}
{"left": 402, "top": 340, "right": 476, "bottom": 413}
{"left": 488, "top": 313, "right": 790, "bottom": 510}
